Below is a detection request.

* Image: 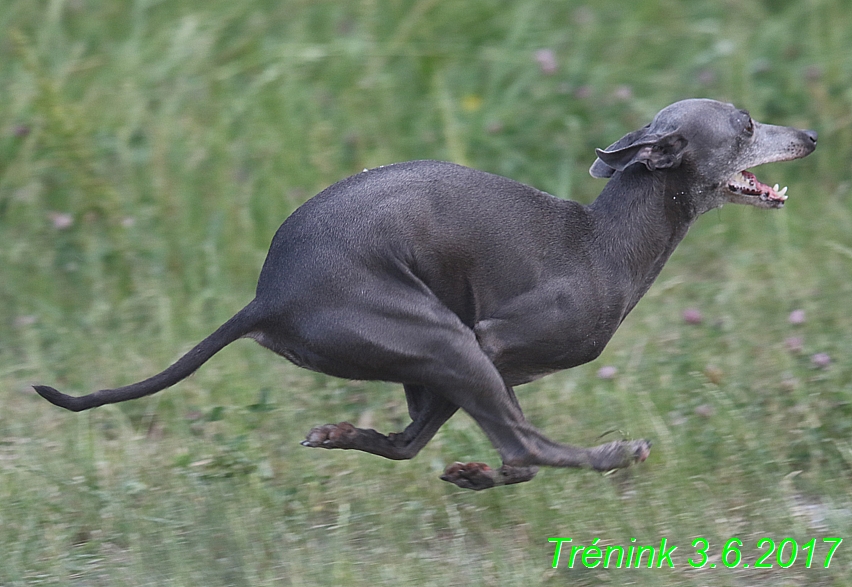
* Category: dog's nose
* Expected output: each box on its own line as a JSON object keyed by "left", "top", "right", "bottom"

{"left": 804, "top": 129, "right": 818, "bottom": 144}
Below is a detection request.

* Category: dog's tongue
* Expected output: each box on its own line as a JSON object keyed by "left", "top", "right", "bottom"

{"left": 737, "top": 171, "right": 789, "bottom": 202}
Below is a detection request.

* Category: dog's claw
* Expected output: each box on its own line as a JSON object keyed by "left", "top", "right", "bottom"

{"left": 440, "top": 462, "right": 539, "bottom": 490}
{"left": 301, "top": 422, "right": 358, "bottom": 448}
{"left": 441, "top": 462, "right": 497, "bottom": 490}
{"left": 635, "top": 439, "right": 652, "bottom": 462}
{"left": 589, "top": 439, "right": 652, "bottom": 471}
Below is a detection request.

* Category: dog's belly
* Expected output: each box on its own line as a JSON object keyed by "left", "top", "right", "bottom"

{"left": 247, "top": 329, "right": 388, "bottom": 381}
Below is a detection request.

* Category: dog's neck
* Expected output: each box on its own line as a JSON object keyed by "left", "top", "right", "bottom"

{"left": 588, "top": 166, "right": 698, "bottom": 312}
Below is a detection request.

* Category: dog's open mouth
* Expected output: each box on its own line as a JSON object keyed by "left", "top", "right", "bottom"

{"left": 728, "top": 171, "right": 788, "bottom": 207}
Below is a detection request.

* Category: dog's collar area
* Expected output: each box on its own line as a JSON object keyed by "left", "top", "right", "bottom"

{"left": 727, "top": 170, "right": 788, "bottom": 205}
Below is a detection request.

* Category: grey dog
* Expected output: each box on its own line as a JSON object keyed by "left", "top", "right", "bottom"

{"left": 36, "top": 99, "right": 816, "bottom": 490}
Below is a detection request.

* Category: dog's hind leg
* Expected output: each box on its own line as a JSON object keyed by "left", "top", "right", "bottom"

{"left": 301, "top": 385, "right": 457, "bottom": 461}
{"left": 291, "top": 292, "right": 649, "bottom": 489}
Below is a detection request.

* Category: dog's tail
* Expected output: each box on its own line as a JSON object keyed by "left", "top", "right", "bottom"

{"left": 34, "top": 300, "right": 266, "bottom": 412}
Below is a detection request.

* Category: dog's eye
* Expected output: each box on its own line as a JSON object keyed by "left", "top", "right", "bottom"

{"left": 744, "top": 118, "right": 754, "bottom": 136}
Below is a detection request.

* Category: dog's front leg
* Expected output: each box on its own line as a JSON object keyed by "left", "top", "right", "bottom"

{"left": 441, "top": 382, "right": 651, "bottom": 490}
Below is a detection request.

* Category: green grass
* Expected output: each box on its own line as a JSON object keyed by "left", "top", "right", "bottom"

{"left": 2, "top": 0, "right": 852, "bottom": 584}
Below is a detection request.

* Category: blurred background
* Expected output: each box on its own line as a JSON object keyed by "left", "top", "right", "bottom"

{"left": 1, "top": 0, "right": 850, "bottom": 584}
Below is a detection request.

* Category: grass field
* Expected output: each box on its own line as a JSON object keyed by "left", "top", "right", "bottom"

{"left": 1, "top": 0, "right": 851, "bottom": 584}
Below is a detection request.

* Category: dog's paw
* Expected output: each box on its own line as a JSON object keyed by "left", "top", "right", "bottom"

{"left": 440, "top": 462, "right": 497, "bottom": 490}
{"left": 301, "top": 422, "right": 358, "bottom": 449}
{"left": 632, "top": 439, "right": 652, "bottom": 463}
{"left": 590, "top": 439, "right": 652, "bottom": 471}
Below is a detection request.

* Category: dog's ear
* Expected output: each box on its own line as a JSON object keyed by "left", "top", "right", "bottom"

{"left": 590, "top": 127, "right": 688, "bottom": 178}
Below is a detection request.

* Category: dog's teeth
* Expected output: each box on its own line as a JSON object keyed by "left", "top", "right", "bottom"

{"left": 773, "top": 184, "right": 780, "bottom": 192}
{"left": 779, "top": 186, "right": 788, "bottom": 196}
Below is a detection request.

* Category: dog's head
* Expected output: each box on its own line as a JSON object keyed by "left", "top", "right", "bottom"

{"left": 590, "top": 99, "right": 817, "bottom": 212}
